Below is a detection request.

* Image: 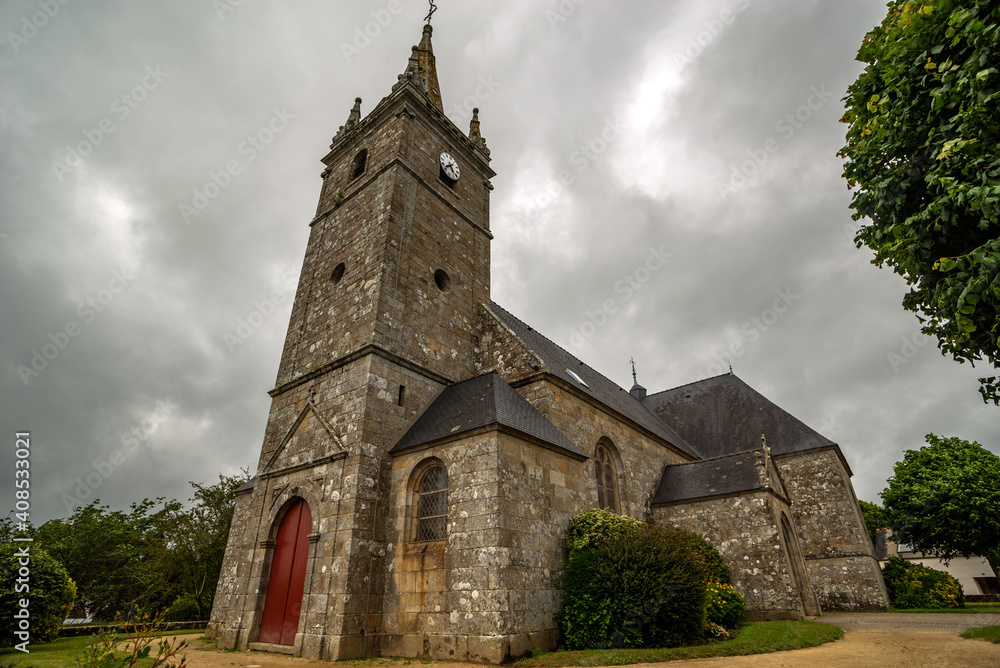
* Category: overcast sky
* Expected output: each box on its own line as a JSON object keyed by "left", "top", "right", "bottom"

{"left": 2, "top": 0, "right": 997, "bottom": 525}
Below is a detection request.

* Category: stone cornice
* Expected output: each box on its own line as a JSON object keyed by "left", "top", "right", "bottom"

{"left": 270, "top": 343, "right": 454, "bottom": 398}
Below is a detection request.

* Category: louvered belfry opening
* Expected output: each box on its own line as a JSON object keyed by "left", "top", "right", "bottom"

{"left": 416, "top": 466, "right": 448, "bottom": 542}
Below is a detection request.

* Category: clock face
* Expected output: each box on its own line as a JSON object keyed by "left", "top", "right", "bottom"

{"left": 439, "top": 151, "right": 460, "bottom": 182}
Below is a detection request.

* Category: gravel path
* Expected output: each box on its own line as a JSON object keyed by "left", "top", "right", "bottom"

{"left": 159, "top": 617, "right": 1000, "bottom": 668}
{"left": 819, "top": 611, "right": 1000, "bottom": 634}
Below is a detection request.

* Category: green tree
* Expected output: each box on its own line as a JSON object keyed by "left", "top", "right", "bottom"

{"left": 881, "top": 433, "right": 1000, "bottom": 578}
{"left": 0, "top": 544, "right": 77, "bottom": 646}
{"left": 859, "top": 499, "right": 890, "bottom": 545}
{"left": 34, "top": 472, "right": 250, "bottom": 622}
{"left": 146, "top": 473, "right": 250, "bottom": 619}
{"left": 33, "top": 499, "right": 172, "bottom": 620}
{"left": 839, "top": 0, "right": 1000, "bottom": 403}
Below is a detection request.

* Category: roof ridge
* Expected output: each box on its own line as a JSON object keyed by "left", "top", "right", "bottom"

{"left": 666, "top": 447, "right": 764, "bottom": 466}
{"left": 488, "top": 301, "right": 703, "bottom": 460}
{"left": 489, "top": 300, "right": 646, "bottom": 404}
{"left": 644, "top": 372, "right": 735, "bottom": 400}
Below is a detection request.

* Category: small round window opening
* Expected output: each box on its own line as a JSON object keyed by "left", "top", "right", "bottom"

{"left": 331, "top": 262, "right": 346, "bottom": 284}
{"left": 433, "top": 269, "right": 451, "bottom": 292}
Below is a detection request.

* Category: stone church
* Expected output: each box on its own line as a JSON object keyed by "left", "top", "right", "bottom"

{"left": 207, "top": 23, "right": 889, "bottom": 663}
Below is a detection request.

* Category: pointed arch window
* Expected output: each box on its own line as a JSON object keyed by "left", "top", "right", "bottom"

{"left": 415, "top": 465, "right": 448, "bottom": 542}
{"left": 594, "top": 443, "right": 619, "bottom": 512}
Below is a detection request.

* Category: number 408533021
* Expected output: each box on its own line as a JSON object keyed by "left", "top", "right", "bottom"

{"left": 14, "top": 432, "right": 30, "bottom": 529}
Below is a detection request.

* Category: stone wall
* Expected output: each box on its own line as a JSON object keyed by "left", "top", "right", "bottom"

{"left": 775, "top": 448, "right": 889, "bottom": 611}
{"left": 382, "top": 432, "right": 514, "bottom": 662}
{"left": 380, "top": 371, "right": 695, "bottom": 663}
{"left": 514, "top": 380, "right": 689, "bottom": 519}
{"left": 653, "top": 490, "right": 819, "bottom": 620}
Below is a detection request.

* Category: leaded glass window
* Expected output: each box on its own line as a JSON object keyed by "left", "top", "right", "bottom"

{"left": 595, "top": 445, "right": 618, "bottom": 512}
{"left": 416, "top": 465, "right": 448, "bottom": 542}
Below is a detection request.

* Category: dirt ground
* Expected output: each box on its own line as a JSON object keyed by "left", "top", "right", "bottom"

{"left": 161, "top": 629, "right": 1000, "bottom": 668}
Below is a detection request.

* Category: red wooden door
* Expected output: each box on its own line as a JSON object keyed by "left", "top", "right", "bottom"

{"left": 258, "top": 499, "right": 312, "bottom": 645}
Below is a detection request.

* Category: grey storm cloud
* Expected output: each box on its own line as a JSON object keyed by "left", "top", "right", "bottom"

{"left": 1, "top": 0, "right": 997, "bottom": 524}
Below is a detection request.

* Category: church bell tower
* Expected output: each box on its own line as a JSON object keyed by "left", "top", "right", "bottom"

{"left": 207, "top": 22, "right": 495, "bottom": 660}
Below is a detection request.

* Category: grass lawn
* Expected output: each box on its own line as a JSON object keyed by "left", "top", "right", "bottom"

{"left": 889, "top": 602, "right": 1000, "bottom": 614}
{"left": 961, "top": 626, "right": 1000, "bottom": 643}
{"left": 511, "top": 620, "right": 843, "bottom": 667}
{"left": 0, "top": 629, "right": 203, "bottom": 668}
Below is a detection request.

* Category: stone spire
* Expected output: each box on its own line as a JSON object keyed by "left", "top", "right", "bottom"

{"left": 345, "top": 97, "right": 362, "bottom": 130}
{"left": 416, "top": 24, "right": 443, "bottom": 111}
{"left": 469, "top": 107, "right": 490, "bottom": 155}
{"left": 331, "top": 97, "right": 363, "bottom": 144}
{"left": 393, "top": 46, "right": 428, "bottom": 97}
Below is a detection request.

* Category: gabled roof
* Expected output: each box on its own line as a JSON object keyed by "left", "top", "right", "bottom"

{"left": 643, "top": 373, "right": 837, "bottom": 461}
{"left": 489, "top": 302, "right": 701, "bottom": 459}
{"left": 391, "top": 371, "right": 585, "bottom": 458}
{"left": 652, "top": 450, "right": 767, "bottom": 505}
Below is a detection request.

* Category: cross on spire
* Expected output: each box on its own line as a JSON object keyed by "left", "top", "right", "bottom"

{"left": 424, "top": 0, "right": 437, "bottom": 24}
{"left": 629, "top": 357, "right": 637, "bottom": 386}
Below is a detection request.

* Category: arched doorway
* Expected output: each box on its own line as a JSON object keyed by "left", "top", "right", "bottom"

{"left": 259, "top": 498, "right": 312, "bottom": 645}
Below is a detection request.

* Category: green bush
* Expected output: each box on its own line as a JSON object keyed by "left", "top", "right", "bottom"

{"left": 705, "top": 581, "right": 745, "bottom": 629}
{"left": 558, "top": 517, "right": 722, "bottom": 649}
{"left": 162, "top": 594, "right": 202, "bottom": 622}
{"left": 0, "top": 543, "right": 77, "bottom": 645}
{"left": 881, "top": 555, "right": 964, "bottom": 609}
{"left": 669, "top": 529, "right": 732, "bottom": 585}
{"left": 565, "top": 507, "right": 644, "bottom": 553}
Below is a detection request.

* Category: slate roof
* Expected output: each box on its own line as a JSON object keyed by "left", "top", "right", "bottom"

{"left": 642, "top": 373, "right": 838, "bottom": 462}
{"left": 652, "top": 450, "right": 765, "bottom": 505}
{"left": 391, "top": 371, "right": 584, "bottom": 458}
{"left": 489, "top": 302, "right": 701, "bottom": 459}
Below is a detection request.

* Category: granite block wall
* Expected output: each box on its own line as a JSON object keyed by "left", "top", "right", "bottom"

{"left": 776, "top": 449, "right": 889, "bottom": 611}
